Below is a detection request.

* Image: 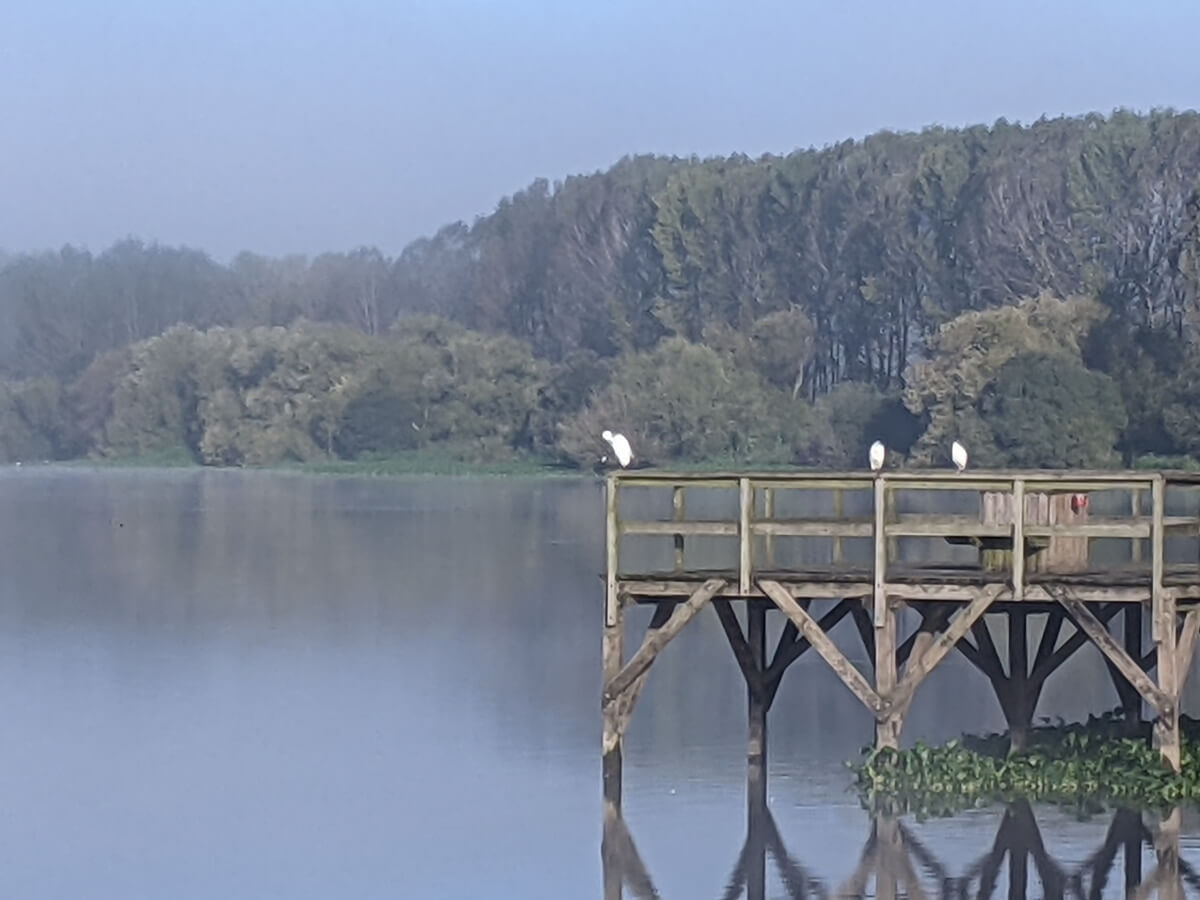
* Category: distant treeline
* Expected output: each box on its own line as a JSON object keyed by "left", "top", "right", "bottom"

{"left": 3, "top": 108, "right": 1200, "bottom": 469}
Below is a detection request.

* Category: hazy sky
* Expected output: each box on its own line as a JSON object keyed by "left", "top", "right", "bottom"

{"left": 2, "top": 0, "right": 1198, "bottom": 261}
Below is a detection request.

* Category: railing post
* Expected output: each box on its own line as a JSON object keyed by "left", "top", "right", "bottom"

{"left": 833, "top": 487, "right": 844, "bottom": 565}
{"left": 1151, "top": 474, "right": 1181, "bottom": 771}
{"left": 762, "top": 487, "right": 775, "bottom": 568}
{"left": 1011, "top": 478, "right": 1025, "bottom": 604}
{"left": 606, "top": 475, "right": 620, "bottom": 628}
{"left": 1131, "top": 486, "right": 1143, "bottom": 565}
{"left": 873, "top": 474, "right": 899, "bottom": 749}
{"left": 672, "top": 485, "right": 685, "bottom": 572}
{"left": 1151, "top": 476, "right": 1166, "bottom": 642}
{"left": 873, "top": 476, "right": 887, "bottom": 626}
{"left": 739, "top": 477, "right": 752, "bottom": 595}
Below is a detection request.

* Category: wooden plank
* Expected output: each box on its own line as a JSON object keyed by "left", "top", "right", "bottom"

{"left": 874, "top": 477, "right": 888, "bottom": 627}
{"left": 620, "top": 579, "right": 871, "bottom": 599}
{"left": 1012, "top": 479, "right": 1025, "bottom": 603}
{"left": 751, "top": 519, "right": 874, "bottom": 537}
{"left": 758, "top": 579, "right": 884, "bottom": 715}
{"left": 613, "top": 469, "right": 1169, "bottom": 488}
{"left": 887, "top": 586, "right": 1002, "bottom": 714}
{"left": 624, "top": 518, "right": 1185, "bottom": 540}
{"left": 621, "top": 520, "right": 738, "bottom": 536}
{"left": 603, "top": 578, "right": 725, "bottom": 704}
{"left": 1050, "top": 588, "right": 1171, "bottom": 716}
{"left": 886, "top": 516, "right": 1010, "bottom": 538}
{"left": 739, "top": 477, "right": 752, "bottom": 595}
{"left": 605, "top": 475, "right": 620, "bottom": 628}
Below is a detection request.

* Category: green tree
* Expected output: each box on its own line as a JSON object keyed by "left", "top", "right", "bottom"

{"left": 903, "top": 293, "right": 1107, "bottom": 464}
{"left": 559, "top": 337, "right": 814, "bottom": 466}
{"left": 978, "top": 352, "right": 1125, "bottom": 467}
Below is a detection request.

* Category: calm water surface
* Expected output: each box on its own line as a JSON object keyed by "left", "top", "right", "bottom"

{"left": 0, "top": 468, "right": 1198, "bottom": 897}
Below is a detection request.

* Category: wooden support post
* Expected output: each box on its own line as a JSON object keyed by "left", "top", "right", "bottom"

{"left": 602, "top": 616, "right": 624, "bottom": 806}
{"left": 1008, "top": 608, "right": 1031, "bottom": 751}
{"left": 603, "top": 476, "right": 623, "bottom": 806}
{"left": 1152, "top": 476, "right": 1181, "bottom": 772}
{"left": 739, "top": 477, "right": 752, "bottom": 595}
{"left": 875, "top": 600, "right": 899, "bottom": 749}
{"left": 872, "top": 478, "right": 898, "bottom": 748}
{"left": 1123, "top": 603, "right": 1144, "bottom": 730}
{"left": 746, "top": 602, "right": 767, "bottom": 808}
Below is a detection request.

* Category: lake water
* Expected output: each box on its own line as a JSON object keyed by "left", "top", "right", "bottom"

{"left": 0, "top": 467, "right": 1197, "bottom": 897}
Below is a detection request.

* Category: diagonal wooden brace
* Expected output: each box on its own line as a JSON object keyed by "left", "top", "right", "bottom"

{"left": 602, "top": 578, "right": 725, "bottom": 706}
{"left": 1049, "top": 586, "right": 1172, "bottom": 717}
{"left": 759, "top": 579, "right": 885, "bottom": 716}
{"left": 887, "top": 585, "right": 1003, "bottom": 716}
{"left": 1175, "top": 608, "right": 1200, "bottom": 696}
{"left": 713, "top": 600, "right": 764, "bottom": 701}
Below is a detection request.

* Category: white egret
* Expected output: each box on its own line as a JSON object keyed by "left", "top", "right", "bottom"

{"left": 868, "top": 440, "right": 886, "bottom": 472}
{"left": 951, "top": 440, "right": 968, "bottom": 472}
{"left": 602, "top": 430, "right": 633, "bottom": 468}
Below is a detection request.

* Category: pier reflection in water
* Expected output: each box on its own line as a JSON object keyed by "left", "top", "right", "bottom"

{"left": 603, "top": 790, "right": 1195, "bottom": 899}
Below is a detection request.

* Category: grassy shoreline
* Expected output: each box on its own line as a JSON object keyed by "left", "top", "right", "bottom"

{"left": 48, "top": 450, "right": 837, "bottom": 479}
{"left": 53, "top": 449, "right": 592, "bottom": 479}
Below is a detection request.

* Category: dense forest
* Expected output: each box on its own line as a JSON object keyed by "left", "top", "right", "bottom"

{"left": 3, "top": 109, "right": 1200, "bottom": 470}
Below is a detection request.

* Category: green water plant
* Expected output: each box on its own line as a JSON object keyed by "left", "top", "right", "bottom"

{"left": 850, "top": 709, "right": 1200, "bottom": 818}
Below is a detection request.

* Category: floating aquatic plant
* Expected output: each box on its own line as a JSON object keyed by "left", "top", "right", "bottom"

{"left": 849, "top": 709, "right": 1200, "bottom": 819}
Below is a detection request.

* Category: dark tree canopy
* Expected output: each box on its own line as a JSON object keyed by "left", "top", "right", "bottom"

{"left": 2, "top": 110, "right": 1200, "bottom": 468}
{"left": 978, "top": 353, "right": 1126, "bottom": 468}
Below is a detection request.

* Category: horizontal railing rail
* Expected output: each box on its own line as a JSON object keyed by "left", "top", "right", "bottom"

{"left": 604, "top": 471, "right": 1200, "bottom": 613}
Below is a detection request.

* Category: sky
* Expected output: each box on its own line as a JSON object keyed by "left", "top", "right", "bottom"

{"left": 2, "top": 0, "right": 1198, "bottom": 262}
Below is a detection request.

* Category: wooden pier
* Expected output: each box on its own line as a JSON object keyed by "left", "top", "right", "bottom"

{"left": 601, "top": 469, "right": 1200, "bottom": 812}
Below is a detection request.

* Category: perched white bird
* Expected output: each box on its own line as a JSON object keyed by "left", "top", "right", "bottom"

{"left": 601, "top": 430, "right": 633, "bottom": 468}
{"left": 868, "top": 440, "right": 886, "bottom": 472}
{"left": 951, "top": 440, "right": 968, "bottom": 472}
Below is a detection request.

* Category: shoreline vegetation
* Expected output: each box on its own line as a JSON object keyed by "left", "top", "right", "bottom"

{"left": 35, "top": 450, "right": 1200, "bottom": 481}
{"left": 850, "top": 710, "right": 1200, "bottom": 818}
{"left": 3, "top": 111, "right": 1200, "bottom": 474}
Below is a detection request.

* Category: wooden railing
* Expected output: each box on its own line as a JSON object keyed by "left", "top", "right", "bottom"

{"left": 604, "top": 470, "right": 1200, "bottom": 617}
